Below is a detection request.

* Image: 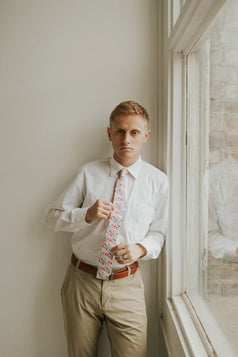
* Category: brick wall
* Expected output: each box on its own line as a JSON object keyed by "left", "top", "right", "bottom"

{"left": 205, "top": 0, "right": 238, "bottom": 297}
{"left": 209, "top": 0, "right": 238, "bottom": 163}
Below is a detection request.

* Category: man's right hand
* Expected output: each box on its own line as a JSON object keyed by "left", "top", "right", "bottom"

{"left": 85, "top": 199, "right": 114, "bottom": 223}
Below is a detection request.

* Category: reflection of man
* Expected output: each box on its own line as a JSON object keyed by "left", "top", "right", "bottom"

{"left": 208, "top": 154, "right": 238, "bottom": 259}
{"left": 46, "top": 101, "right": 169, "bottom": 357}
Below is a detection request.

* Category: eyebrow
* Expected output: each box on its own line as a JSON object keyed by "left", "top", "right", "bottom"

{"left": 117, "top": 128, "right": 142, "bottom": 132}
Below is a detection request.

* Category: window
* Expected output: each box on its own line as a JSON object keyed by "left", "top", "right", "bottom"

{"left": 161, "top": 0, "right": 238, "bottom": 356}
{"left": 186, "top": 0, "right": 238, "bottom": 354}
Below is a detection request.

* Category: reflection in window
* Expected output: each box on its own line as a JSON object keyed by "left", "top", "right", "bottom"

{"left": 187, "top": 0, "right": 238, "bottom": 354}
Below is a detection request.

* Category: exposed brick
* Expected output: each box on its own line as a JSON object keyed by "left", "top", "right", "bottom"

{"left": 211, "top": 65, "right": 238, "bottom": 83}
{"left": 205, "top": 253, "right": 238, "bottom": 297}
{"left": 224, "top": 49, "right": 238, "bottom": 65}
{"left": 213, "top": 101, "right": 238, "bottom": 113}
{"left": 224, "top": 117, "right": 238, "bottom": 132}
{"left": 209, "top": 114, "right": 224, "bottom": 131}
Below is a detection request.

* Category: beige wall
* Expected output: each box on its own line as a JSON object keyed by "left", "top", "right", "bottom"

{"left": 0, "top": 1, "right": 167, "bottom": 356}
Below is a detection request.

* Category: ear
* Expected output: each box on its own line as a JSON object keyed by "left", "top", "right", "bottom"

{"left": 143, "top": 129, "right": 151, "bottom": 143}
{"left": 107, "top": 127, "right": 112, "bottom": 141}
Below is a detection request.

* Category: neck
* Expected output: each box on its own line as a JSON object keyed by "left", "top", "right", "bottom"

{"left": 113, "top": 154, "right": 139, "bottom": 167}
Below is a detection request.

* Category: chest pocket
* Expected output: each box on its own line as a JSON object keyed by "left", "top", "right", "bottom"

{"left": 128, "top": 202, "right": 155, "bottom": 238}
{"left": 82, "top": 187, "right": 105, "bottom": 208}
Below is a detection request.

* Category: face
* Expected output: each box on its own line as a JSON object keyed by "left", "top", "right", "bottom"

{"left": 107, "top": 115, "right": 151, "bottom": 167}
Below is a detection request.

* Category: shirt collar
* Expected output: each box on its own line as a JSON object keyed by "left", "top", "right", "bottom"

{"left": 109, "top": 156, "right": 142, "bottom": 179}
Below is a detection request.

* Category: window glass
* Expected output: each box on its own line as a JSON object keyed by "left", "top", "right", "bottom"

{"left": 186, "top": 0, "right": 238, "bottom": 353}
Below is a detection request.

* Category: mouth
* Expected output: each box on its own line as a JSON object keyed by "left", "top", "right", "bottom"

{"left": 120, "top": 146, "right": 133, "bottom": 151}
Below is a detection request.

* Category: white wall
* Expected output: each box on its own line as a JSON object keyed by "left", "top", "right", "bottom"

{"left": 0, "top": 1, "right": 167, "bottom": 356}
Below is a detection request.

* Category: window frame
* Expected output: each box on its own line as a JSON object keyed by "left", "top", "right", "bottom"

{"left": 158, "top": 0, "right": 236, "bottom": 356}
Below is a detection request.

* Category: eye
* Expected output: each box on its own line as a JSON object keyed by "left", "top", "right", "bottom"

{"left": 132, "top": 131, "right": 138, "bottom": 135}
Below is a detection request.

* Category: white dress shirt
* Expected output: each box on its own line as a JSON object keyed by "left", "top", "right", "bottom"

{"left": 46, "top": 156, "right": 169, "bottom": 267}
{"left": 208, "top": 155, "right": 238, "bottom": 259}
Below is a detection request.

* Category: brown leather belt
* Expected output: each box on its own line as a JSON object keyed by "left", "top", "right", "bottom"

{"left": 71, "top": 253, "right": 138, "bottom": 280}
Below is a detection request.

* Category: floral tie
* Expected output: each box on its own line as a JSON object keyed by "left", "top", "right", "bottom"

{"left": 96, "top": 168, "right": 128, "bottom": 280}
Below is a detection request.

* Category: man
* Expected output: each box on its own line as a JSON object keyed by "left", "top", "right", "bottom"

{"left": 208, "top": 153, "right": 238, "bottom": 260}
{"left": 46, "top": 101, "right": 169, "bottom": 357}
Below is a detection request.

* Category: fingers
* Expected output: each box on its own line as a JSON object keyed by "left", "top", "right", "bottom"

{"left": 111, "top": 243, "right": 132, "bottom": 264}
{"left": 111, "top": 243, "right": 146, "bottom": 264}
{"left": 111, "top": 242, "right": 127, "bottom": 255}
{"left": 98, "top": 201, "right": 112, "bottom": 219}
{"left": 98, "top": 200, "right": 114, "bottom": 219}
{"left": 85, "top": 199, "right": 113, "bottom": 223}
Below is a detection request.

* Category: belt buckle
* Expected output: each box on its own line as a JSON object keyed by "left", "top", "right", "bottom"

{"left": 109, "top": 271, "right": 114, "bottom": 280}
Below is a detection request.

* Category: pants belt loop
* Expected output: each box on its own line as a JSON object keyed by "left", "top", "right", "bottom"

{"left": 75, "top": 259, "right": 80, "bottom": 270}
{"left": 127, "top": 265, "right": 131, "bottom": 277}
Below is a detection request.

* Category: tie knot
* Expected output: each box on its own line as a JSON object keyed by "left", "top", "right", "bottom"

{"left": 118, "top": 168, "right": 128, "bottom": 178}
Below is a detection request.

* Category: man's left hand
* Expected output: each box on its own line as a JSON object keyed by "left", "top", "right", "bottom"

{"left": 111, "top": 243, "right": 147, "bottom": 264}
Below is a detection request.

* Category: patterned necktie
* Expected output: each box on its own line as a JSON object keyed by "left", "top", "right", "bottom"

{"left": 96, "top": 168, "right": 128, "bottom": 280}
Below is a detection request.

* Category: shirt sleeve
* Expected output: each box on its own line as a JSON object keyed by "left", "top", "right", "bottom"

{"left": 139, "top": 176, "right": 169, "bottom": 261}
{"left": 45, "top": 167, "right": 90, "bottom": 232}
{"left": 208, "top": 172, "right": 238, "bottom": 259}
{"left": 208, "top": 200, "right": 238, "bottom": 259}
{"left": 208, "top": 232, "right": 238, "bottom": 258}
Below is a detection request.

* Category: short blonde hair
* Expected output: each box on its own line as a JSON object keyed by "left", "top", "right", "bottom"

{"left": 109, "top": 100, "right": 149, "bottom": 126}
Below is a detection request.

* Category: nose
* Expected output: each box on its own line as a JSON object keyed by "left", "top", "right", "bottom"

{"left": 123, "top": 131, "right": 130, "bottom": 144}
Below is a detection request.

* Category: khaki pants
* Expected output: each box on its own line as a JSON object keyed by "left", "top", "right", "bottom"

{"left": 61, "top": 262, "right": 147, "bottom": 357}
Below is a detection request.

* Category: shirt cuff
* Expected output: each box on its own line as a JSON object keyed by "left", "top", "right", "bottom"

{"left": 223, "top": 242, "right": 238, "bottom": 258}
{"left": 71, "top": 207, "right": 90, "bottom": 230}
{"left": 136, "top": 240, "right": 162, "bottom": 261}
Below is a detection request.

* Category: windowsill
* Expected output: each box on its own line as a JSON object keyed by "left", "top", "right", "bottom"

{"left": 161, "top": 296, "right": 209, "bottom": 357}
{"left": 161, "top": 293, "right": 237, "bottom": 357}
{"left": 184, "top": 293, "right": 237, "bottom": 357}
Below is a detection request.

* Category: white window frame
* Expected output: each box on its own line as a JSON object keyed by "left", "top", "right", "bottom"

{"left": 158, "top": 0, "right": 237, "bottom": 356}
